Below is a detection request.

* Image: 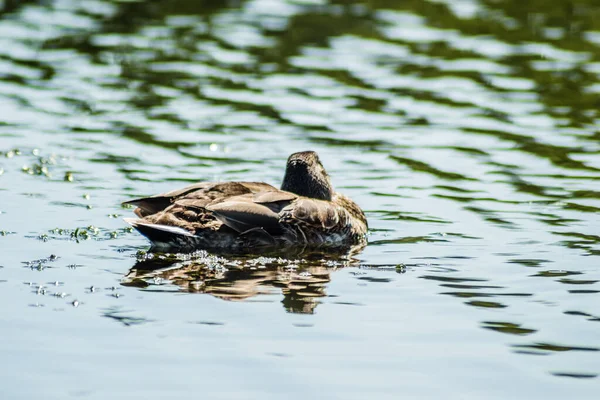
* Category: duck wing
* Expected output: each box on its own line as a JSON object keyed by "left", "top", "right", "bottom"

{"left": 167, "top": 189, "right": 297, "bottom": 235}
{"left": 122, "top": 182, "right": 213, "bottom": 217}
{"left": 204, "top": 190, "right": 298, "bottom": 234}
{"left": 123, "top": 181, "right": 278, "bottom": 217}
{"left": 280, "top": 198, "right": 342, "bottom": 230}
{"left": 253, "top": 190, "right": 297, "bottom": 204}
{"left": 207, "top": 201, "right": 283, "bottom": 234}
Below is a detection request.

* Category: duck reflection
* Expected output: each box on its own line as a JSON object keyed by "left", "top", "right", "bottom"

{"left": 123, "top": 254, "right": 355, "bottom": 314}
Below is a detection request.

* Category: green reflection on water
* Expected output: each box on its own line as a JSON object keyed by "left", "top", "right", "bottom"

{"left": 1, "top": 0, "right": 599, "bottom": 393}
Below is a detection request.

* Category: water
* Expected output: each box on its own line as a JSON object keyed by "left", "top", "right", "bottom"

{"left": 1, "top": 0, "right": 599, "bottom": 398}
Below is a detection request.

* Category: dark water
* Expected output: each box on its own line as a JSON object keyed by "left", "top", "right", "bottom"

{"left": 1, "top": 0, "right": 599, "bottom": 398}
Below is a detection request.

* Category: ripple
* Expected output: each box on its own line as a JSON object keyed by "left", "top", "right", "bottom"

{"left": 1, "top": 0, "right": 599, "bottom": 396}
{"left": 564, "top": 310, "right": 600, "bottom": 322}
{"left": 512, "top": 343, "right": 600, "bottom": 353}
{"left": 551, "top": 372, "right": 598, "bottom": 379}
{"left": 102, "top": 306, "right": 152, "bottom": 327}
{"left": 466, "top": 301, "right": 507, "bottom": 309}
{"left": 532, "top": 270, "right": 583, "bottom": 278}
{"left": 482, "top": 321, "right": 537, "bottom": 336}
{"left": 122, "top": 254, "right": 350, "bottom": 314}
{"left": 390, "top": 155, "right": 476, "bottom": 181}
{"left": 442, "top": 291, "right": 532, "bottom": 299}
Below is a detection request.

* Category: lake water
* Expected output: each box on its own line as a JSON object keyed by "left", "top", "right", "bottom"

{"left": 1, "top": 0, "right": 599, "bottom": 398}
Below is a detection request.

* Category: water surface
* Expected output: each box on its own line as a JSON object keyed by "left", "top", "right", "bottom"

{"left": 1, "top": 0, "right": 599, "bottom": 398}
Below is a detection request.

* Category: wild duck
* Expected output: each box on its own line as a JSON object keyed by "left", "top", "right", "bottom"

{"left": 123, "top": 151, "right": 368, "bottom": 254}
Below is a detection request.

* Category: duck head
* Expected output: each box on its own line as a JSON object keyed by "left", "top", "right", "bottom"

{"left": 281, "top": 151, "right": 334, "bottom": 201}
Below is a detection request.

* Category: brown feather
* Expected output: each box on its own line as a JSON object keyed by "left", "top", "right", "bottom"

{"left": 253, "top": 191, "right": 297, "bottom": 204}
{"left": 207, "top": 201, "right": 283, "bottom": 234}
{"left": 123, "top": 151, "right": 367, "bottom": 254}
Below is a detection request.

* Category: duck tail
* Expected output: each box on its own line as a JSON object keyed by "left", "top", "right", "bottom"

{"left": 124, "top": 218, "right": 197, "bottom": 251}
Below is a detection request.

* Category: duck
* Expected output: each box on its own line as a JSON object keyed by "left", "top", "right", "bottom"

{"left": 123, "top": 151, "right": 368, "bottom": 255}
